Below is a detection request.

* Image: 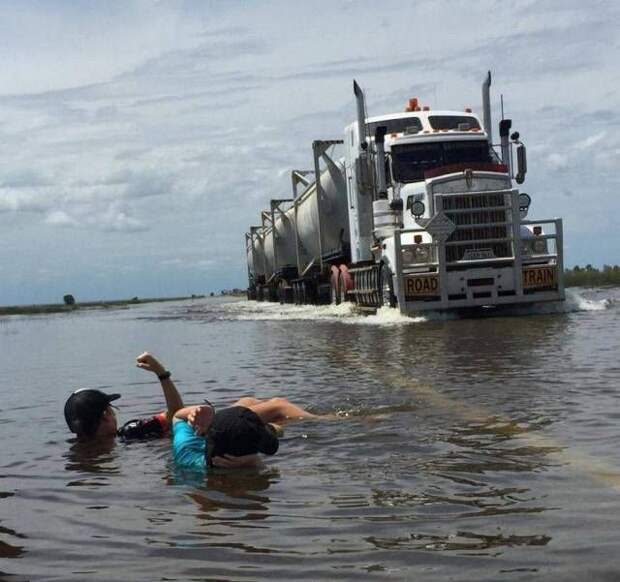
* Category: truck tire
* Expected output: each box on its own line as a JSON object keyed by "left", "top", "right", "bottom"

{"left": 330, "top": 282, "right": 339, "bottom": 305}
{"left": 338, "top": 272, "right": 347, "bottom": 304}
{"left": 293, "top": 282, "right": 300, "bottom": 305}
{"left": 379, "top": 265, "right": 397, "bottom": 308}
{"left": 301, "top": 281, "right": 308, "bottom": 304}
{"left": 330, "top": 266, "right": 340, "bottom": 304}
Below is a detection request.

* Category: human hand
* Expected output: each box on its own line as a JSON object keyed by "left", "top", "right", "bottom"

{"left": 267, "top": 422, "right": 284, "bottom": 437}
{"left": 211, "top": 454, "right": 262, "bottom": 469}
{"left": 188, "top": 405, "right": 214, "bottom": 436}
{"left": 135, "top": 352, "right": 166, "bottom": 377}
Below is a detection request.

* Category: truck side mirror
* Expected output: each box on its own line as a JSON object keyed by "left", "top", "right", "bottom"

{"left": 515, "top": 143, "right": 527, "bottom": 184}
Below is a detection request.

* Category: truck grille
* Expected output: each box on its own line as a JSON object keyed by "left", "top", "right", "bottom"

{"left": 440, "top": 192, "right": 512, "bottom": 263}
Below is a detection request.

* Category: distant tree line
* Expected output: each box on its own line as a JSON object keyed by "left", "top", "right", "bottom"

{"left": 564, "top": 265, "right": 620, "bottom": 287}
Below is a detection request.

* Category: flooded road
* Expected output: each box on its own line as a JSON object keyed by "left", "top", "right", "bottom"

{"left": 1, "top": 289, "right": 618, "bottom": 581}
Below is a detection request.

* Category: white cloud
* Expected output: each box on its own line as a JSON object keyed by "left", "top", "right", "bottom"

{"left": 545, "top": 153, "right": 570, "bottom": 171}
{"left": 0, "top": 0, "right": 619, "bottom": 303}
{"left": 45, "top": 210, "right": 76, "bottom": 227}
{"left": 574, "top": 131, "right": 606, "bottom": 151}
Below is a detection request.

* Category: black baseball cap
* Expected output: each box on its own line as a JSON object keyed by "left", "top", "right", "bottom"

{"left": 64, "top": 389, "right": 121, "bottom": 436}
{"left": 207, "top": 406, "right": 279, "bottom": 460}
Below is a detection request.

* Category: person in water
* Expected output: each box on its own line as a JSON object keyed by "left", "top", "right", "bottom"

{"left": 64, "top": 351, "right": 318, "bottom": 467}
{"left": 171, "top": 404, "right": 279, "bottom": 470}
{"left": 171, "top": 394, "right": 319, "bottom": 470}
{"left": 64, "top": 352, "right": 184, "bottom": 440}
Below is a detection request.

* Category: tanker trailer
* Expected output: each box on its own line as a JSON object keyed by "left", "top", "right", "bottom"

{"left": 246, "top": 140, "right": 351, "bottom": 304}
{"left": 245, "top": 226, "right": 267, "bottom": 300}
{"left": 261, "top": 198, "right": 298, "bottom": 302}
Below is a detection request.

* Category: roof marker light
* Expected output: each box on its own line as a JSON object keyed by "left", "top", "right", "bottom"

{"left": 422, "top": 106, "right": 430, "bottom": 111}
{"left": 405, "top": 97, "right": 419, "bottom": 112}
{"left": 465, "top": 108, "right": 472, "bottom": 113}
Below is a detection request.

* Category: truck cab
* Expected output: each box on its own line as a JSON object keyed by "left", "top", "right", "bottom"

{"left": 344, "top": 83, "right": 564, "bottom": 314}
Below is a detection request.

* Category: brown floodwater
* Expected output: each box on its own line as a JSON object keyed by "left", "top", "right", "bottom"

{"left": 0, "top": 288, "right": 618, "bottom": 581}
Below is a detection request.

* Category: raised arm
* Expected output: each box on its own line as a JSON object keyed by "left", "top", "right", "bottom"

{"left": 135, "top": 352, "right": 184, "bottom": 421}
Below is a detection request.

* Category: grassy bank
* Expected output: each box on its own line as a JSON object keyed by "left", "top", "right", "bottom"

{"left": 0, "top": 295, "right": 205, "bottom": 316}
{"left": 564, "top": 265, "right": 620, "bottom": 288}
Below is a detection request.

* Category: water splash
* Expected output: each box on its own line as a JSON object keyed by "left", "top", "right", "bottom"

{"left": 499, "top": 288, "right": 611, "bottom": 316}
{"left": 564, "top": 288, "right": 611, "bottom": 312}
{"left": 219, "top": 287, "right": 612, "bottom": 324}
{"left": 223, "top": 300, "right": 358, "bottom": 322}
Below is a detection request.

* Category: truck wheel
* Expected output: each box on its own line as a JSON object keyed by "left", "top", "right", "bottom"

{"left": 331, "top": 277, "right": 340, "bottom": 304}
{"left": 293, "top": 282, "right": 300, "bottom": 305}
{"left": 379, "top": 265, "right": 396, "bottom": 308}
{"left": 338, "top": 272, "right": 348, "bottom": 303}
{"left": 339, "top": 266, "right": 352, "bottom": 304}
{"left": 330, "top": 266, "right": 340, "bottom": 304}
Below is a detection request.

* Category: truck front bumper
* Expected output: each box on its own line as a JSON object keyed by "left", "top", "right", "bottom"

{"left": 396, "top": 263, "right": 564, "bottom": 315}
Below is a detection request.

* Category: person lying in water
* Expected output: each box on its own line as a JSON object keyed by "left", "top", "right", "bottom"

{"left": 64, "top": 352, "right": 318, "bottom": 468}
{"left": 64, "top": 352, "right": 184, "bottom": 440}
{"left": 172, "top": 404, "right": 277, "bottom": 470}
{"left": 172, "top": 393, "right": 322, "bottom": 470}
{"left": 171, "top": 390, "right": 321, "bottom": 469}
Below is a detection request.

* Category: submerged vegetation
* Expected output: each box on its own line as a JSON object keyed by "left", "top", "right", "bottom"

{"left": 564, "top": 265, "right": 620, "bottom": 288}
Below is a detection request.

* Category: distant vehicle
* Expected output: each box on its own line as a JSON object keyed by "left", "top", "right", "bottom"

{"left": 245, "top": 72, "right": 564, "bottom": 315}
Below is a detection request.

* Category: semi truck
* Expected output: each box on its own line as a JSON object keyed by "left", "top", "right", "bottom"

{"left": 245, "top": 72, "right": 564, "bottom": 315}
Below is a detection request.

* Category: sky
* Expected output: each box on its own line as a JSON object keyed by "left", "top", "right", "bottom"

{"left": 0, "top": 0, "right": 618, "bottom": 305}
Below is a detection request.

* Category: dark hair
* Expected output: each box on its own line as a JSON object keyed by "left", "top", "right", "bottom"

{"left": 206, "top": 406, "right": 279, "bottom": 462}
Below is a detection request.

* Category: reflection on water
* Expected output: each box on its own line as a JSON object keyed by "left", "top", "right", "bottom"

{"left": 0, "top": 289, "right": 618, "bottom": 580}
{"left": 0, "top": 490, "right": 26, "bottom": 560}
{"left": 181, "top": 471, "right": 276, "bottom": 515}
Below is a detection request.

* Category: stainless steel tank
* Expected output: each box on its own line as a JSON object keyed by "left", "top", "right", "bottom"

{"left": 287, "top": 157, "right": 349, "bottom": 266}
{"left": 263, "top": 226, "right": 275, "bottom": 278}
{"left": 247, "top": 231, "right": 266, "bottom": 281}
{"left": 271, "top": 211, "right": 297, "bottom": 270}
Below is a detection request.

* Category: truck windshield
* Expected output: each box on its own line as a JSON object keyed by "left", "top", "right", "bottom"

{"left": 391, "top": 140, "right": 496, "bottom": 183}
{"left": 428, "top": 115, "right": 480, "bottom": 130}
{"left": 367, "top": 117, "right": 423, "bottom": 136}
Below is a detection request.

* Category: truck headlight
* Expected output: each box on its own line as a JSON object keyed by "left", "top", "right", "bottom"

{"left": 402, "top": 244, "right": 431, "bottom": 265}
{"left": 521, "top": 237, "right": 548, "bottom": 256}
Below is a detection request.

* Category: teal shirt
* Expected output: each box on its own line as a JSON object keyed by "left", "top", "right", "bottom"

{"left": 172, "top": 420, "right": 207, "bottom": 471}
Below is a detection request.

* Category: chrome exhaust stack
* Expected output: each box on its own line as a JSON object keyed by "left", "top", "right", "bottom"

{"left": 353, "top": 80, "right": 367, "bottom": 151}
{"left": 482, "top": 70, "right": 492, "bottom": 144}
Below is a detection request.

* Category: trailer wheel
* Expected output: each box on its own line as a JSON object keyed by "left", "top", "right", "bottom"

{"left": 379, "top": 265, "right": 397, "bottom": 308}
{"left": 339, "top": 266, "right": 353, "bottom": 304}
{"left": 330, "top": 283, "right": 339, "bottom": 305}
{"left": 293, "top": 282, "right": 300, "bottom": 305}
